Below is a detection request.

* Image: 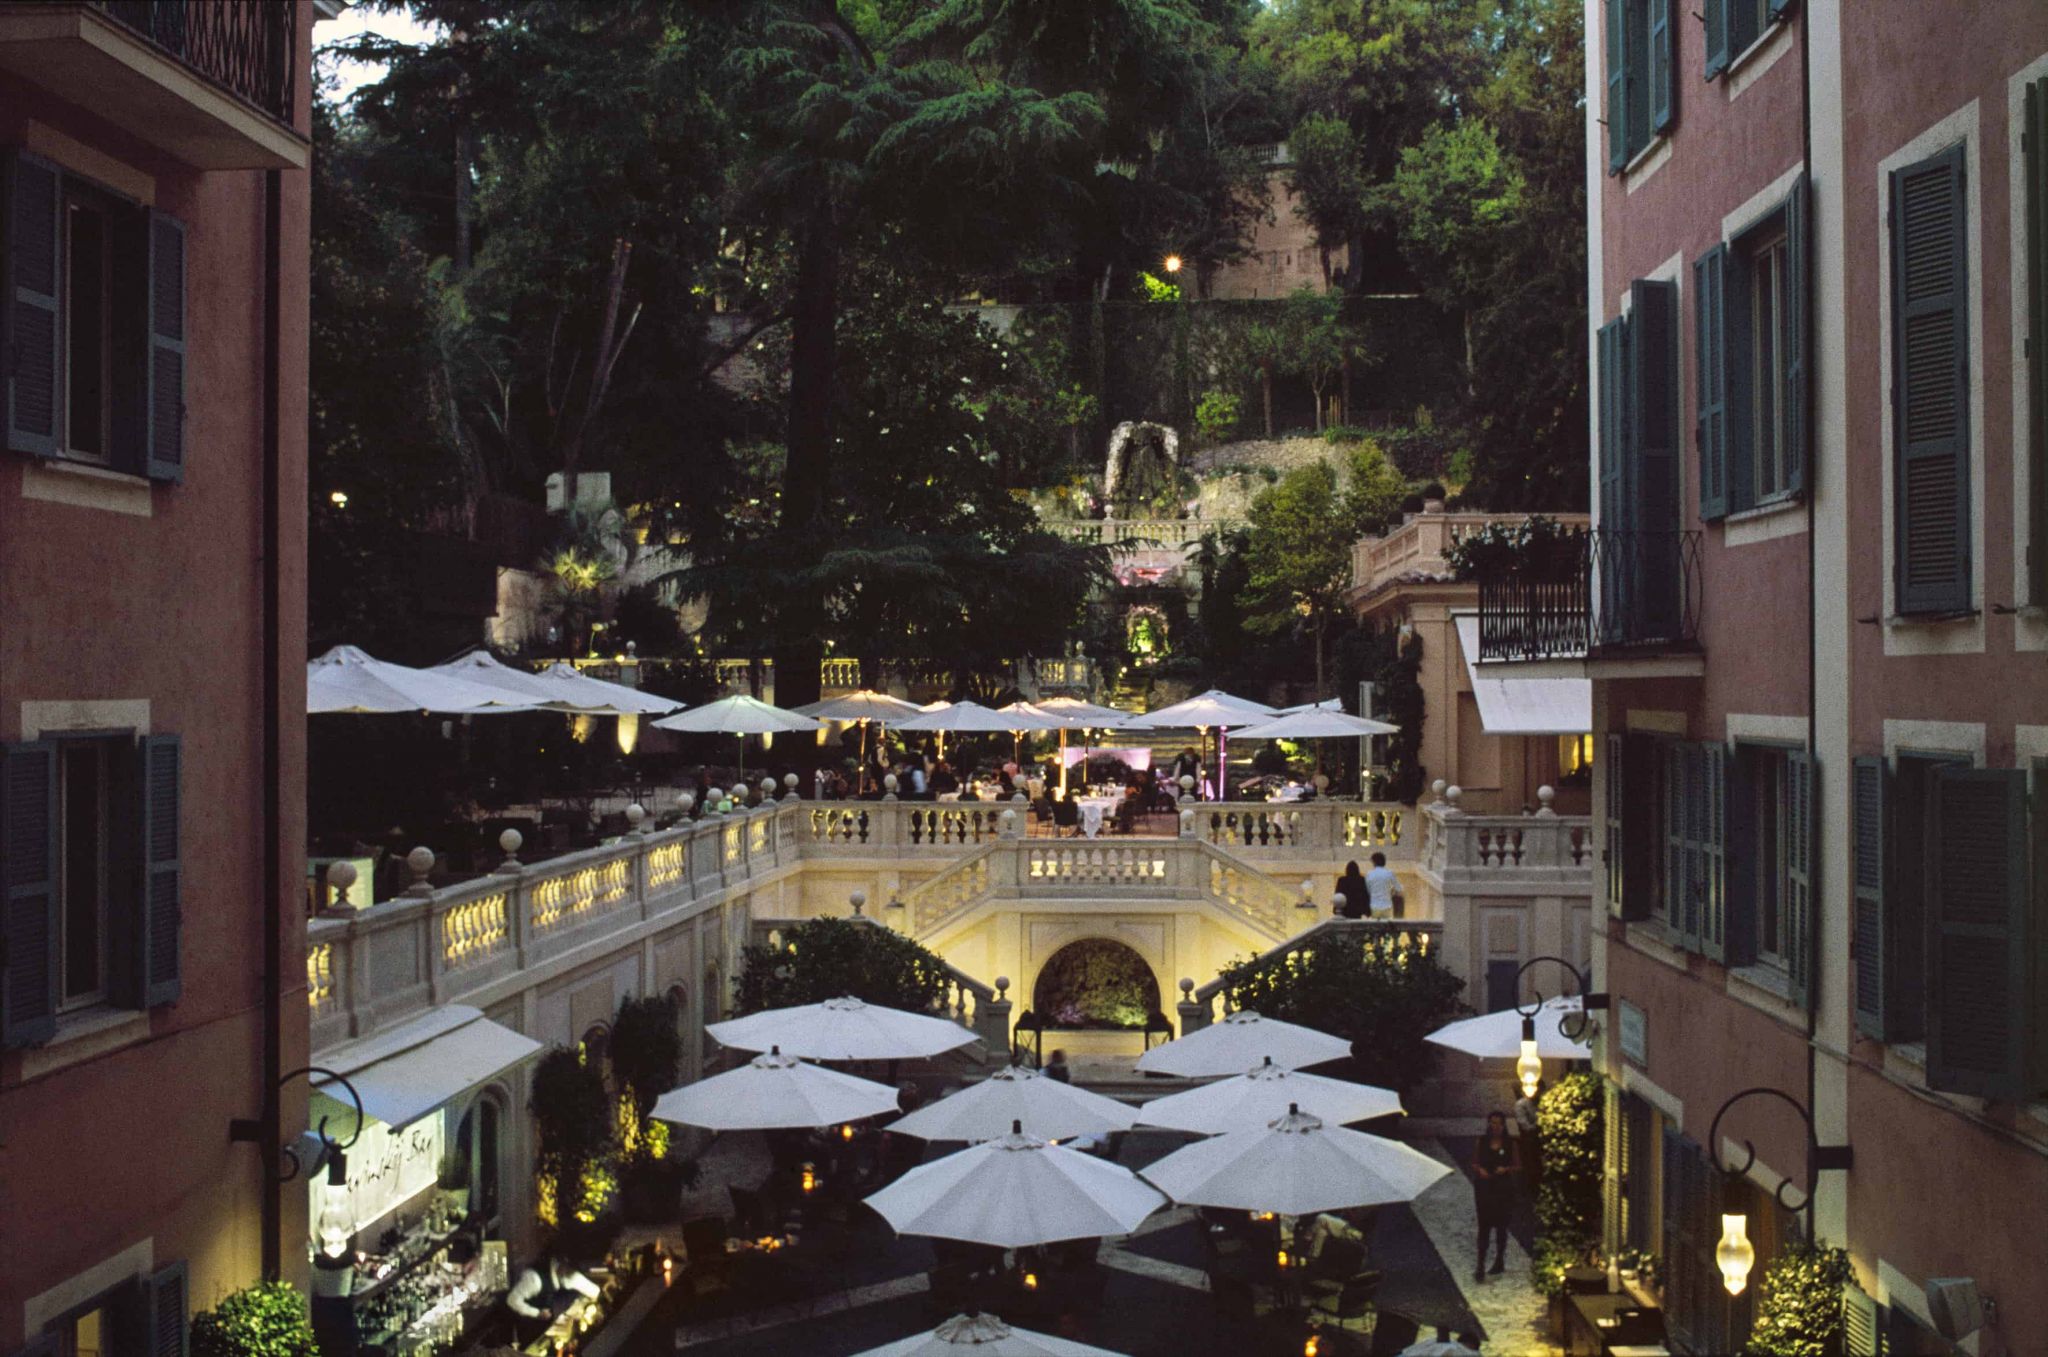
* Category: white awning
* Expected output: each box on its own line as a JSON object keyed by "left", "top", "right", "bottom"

{"left": 1454, "top": 615, "right": 1591, "bottom": 736}
{"left": 313, "top": 1005, "right": 541, "bottom": 1130}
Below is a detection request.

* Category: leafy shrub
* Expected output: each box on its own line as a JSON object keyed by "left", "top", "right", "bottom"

{"left": 1196, "top": 389, "right": 1243, "bottom": 443}
{"left": 609, "top": 992, "right": 682, "bottom": 1115}
{"left": 1531, "top": 1071, "right": 1604, "bottom": 1296}
{"left": 531, "top": 1046, "right": 615, "bottom": 1228}
{"left": 1747, "top": 1244, "right": 1857, "bottom": 1357}
{"left": 735, "top": 917, "right": 952, "bottom": 1015}
{"left": 1443, "top": 514, "right": 1583, "bottom": 581}
{"left": 190, "top": 1283, "right": 319, "bottom": 1357}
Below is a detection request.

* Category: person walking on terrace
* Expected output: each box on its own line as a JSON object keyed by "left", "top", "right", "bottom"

{"left": 1364, "top": 852, "right": 1402, "bottom": 918}
{"left": 1470, "top": 1111, "right": 1521, "bottom": 1281}
{"left": 1336, "top": 861, "right": 1370, "bottom": 918}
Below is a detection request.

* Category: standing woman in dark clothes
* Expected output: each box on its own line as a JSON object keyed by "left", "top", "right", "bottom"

{"left": 1470, "top": 1110, "right": 1521, "bottom": 1281}
{"left": 1335, "top": 861, "right": 1370, "bottom": 918}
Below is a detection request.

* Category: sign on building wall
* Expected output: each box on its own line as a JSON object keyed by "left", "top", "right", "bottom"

{"left": 308, "top": 1101, "right": 446, "bottom": 1251}
{"left": 1617, "top": 999, "right": 1647, "bottom": 1068}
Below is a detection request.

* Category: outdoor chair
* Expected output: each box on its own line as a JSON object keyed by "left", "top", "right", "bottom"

{"left": 1051, "top": 797, "right": 1080, "bottom": 836}
{"left": 1307, "top": 1270, "right": 1381, "bottom": 1328}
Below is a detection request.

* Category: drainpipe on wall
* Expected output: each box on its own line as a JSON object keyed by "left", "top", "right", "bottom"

{"left": 260, "top": 164, "right": 285, "bottom": 1278}
{"left": 1799, "top": 1, "right": 1822, "bottom": 1241}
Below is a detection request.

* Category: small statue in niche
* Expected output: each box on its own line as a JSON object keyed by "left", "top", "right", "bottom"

{"left": 1103, "top": 421, "right": 1183, "bottom": 517}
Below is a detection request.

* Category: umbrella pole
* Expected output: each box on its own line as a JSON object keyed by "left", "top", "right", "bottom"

{"left": 1059, "top": 729, "right": 1069, "bottom": 797}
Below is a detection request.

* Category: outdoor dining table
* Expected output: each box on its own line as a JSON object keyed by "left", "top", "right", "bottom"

{"left": 1074, "top": 796, "right": 1123, "bottom": 838}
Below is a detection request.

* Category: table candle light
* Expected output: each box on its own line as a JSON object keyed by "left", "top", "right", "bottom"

{"left": 1023, "top": 1271, "right": 1038, "bottom": 1291}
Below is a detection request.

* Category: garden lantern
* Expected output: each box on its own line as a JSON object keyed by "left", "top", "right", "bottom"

{"left": 1716, "top": 1209, "right": 1755, "bottom": 1296}
{"left": 1516, "top": 1015, "right": 1544, "bottom": 1099}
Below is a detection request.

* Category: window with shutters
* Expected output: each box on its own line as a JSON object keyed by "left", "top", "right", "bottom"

{"left": 1704, "top": 0, "right": 1793, "bottom": 79}
{"left": 1605, "top": 0, "right": 1676, "bottom": 175}
{"left": 3, "top": 149, "right": 186, "bottom": 482}
{"left": 1726, "top": 743, "right": 1813, "bottom": 1001}
{"left": 1744, "top": 746, "right": 1790, "bottom": 969}
{"left": 1889, "top": 143, "right": 1972, "bottom": 616}
{"left": 1699, "top": 179, "right": 1809, "bottom": 522}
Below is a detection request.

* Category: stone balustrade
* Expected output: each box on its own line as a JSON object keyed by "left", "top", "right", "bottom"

{"left": 745, "top": 915, "right": 1012, "bottom": 1054}
{"left": 1416, "top": 786, "right": 1594, "bottom": 886}
{"left": 1179, "top": 917, "right": 1446, "bottom": 1030}
{"left": 1050, "top": 517, "right": 1239, "bottom": 549}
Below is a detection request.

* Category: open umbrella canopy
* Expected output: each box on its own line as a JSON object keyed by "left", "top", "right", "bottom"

{"left": 1140, "top": 1106, "right": 1450, "bottom": 1216}
{"left": 895, "top": 700, "right": 1062, "bottom": 733}
{"left": 1229, "top": 709, "right": 1401, "bottom": 740}
{"left": 890, "top": 1066, "right": 1139, "bottom": 1143}
{"left": 428, "top": 650, "right": 583, "bottom": 708}
{"left": 1136, "top": 1056, "right": 1402, "bottom": 1134}
{"left": 798, "top": 690, "right": 924, "bottom": 723}
{"left": 651, "top": 694, "right": 817, "bottom": 736}
{"left": 650, "top": 1048, "right": 901, "bottom": 1130}
{"left": 1016, "top": 697, "right": 1133, "bottom": 729}
{"left": 532, "top": 662, "right": 681, "bottom": 715}
{"left": 853, "top": 1314, "right": 1129, "bottom": 1357}
{"left": 707, "top": 996, "right": 978, "bottom": 1062}
{"left": 308, "top": 645, "right": 536, "bottom": 714}
{"left": 864, "top": 1127, "right": 1165, "bottom": 1248}
{"left": 1133, "top": 1009, "right": 1352, "bottom": 1078}
{"left": 1425, "top": 996, "right": 1589, "bottom": 1061}
{"left": 1277, "top": 697, "right": 1344, "bottom": 716}
{"left": 1122, "top": 689, "right": 1278, "bottom": 730}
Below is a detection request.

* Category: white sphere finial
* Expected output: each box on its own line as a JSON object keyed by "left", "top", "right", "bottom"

{"left": 850, "top": 890, "right": 867, "bottom": 916}
{"left": 326, "top": 861, "right": 358, "bottom": 906}
{"left": 626, "top": 803, "right": 646, "bottom": 827}
{"left": 1300, "top": 879, "right": 1314, "bottom": 899}
{"left": 498, "top": 828, "right": 523, "bottom": 857}
{"left": 1432, "top": 779, "right": 1448, "bottom": 805}
{"left": 1446, "top": 784, "right": 1463, "bottom": 806}
{"left": 406, "top": 846, "right": 434, "bottom": 878}
{"left": 1537, "top": 785, "right": 1557, "bottom": 816}
{"left": 677, "top": 792, "right": 695, "bottom": 814}
{"left": 761, "top": 777, "right": 776, "bottom": 795}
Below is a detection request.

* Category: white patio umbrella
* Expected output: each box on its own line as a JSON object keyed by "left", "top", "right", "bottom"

{"left": 800, "top": 690, "right": 923, "bottom": 793}
{"left": 864, "top": 1125, "right": 1165, "bottom": 1248}
{"left": 1133, "top": 1009, "right": 1352, "bottom": 1078}
{"left": 1122, "top": 690, "right": 1277, "bottom": 799}
{"left": 651, "top": 694, "right": 818, "bottom": 777}
{"left": 1002, "top": 699, "right": 1131, "bottom": 795}
{"left": 1276, "top": 697, "right": 1344, "bottom": 716}
{"left": 1398, "top": 1341, "right": 1482, "bottom": 1357}
{"left": 1139, "top": 1105, "right": 1450, "bottom": 1216}
{"left": 899, "top": 700, "right": 1063, "bottom": 767}
{"left": 1136, "top": 1056, "right": 1402, "bottom": 1134}
{"left": 1425, "top": 995, "right": 1589, "bottom": 1061}
{"left": 532, "top": 662, "right": 682, "bottom": 715}
{"left": 890, "top": 1066, "right": 1139, "bottom": 1143}
{"left": 854, "top": 1314, "right": 1128, "bottom": 1357}
{"left": 1229, "top": 709, "right": 1400, "bottom": 741}
{"left": 428, "top": 650, "right": 585, "bottom": 708}
{"left": 650, "top": 1048, "right": 901, "bottom": 1130}
{"left": 307, "top": 645, "right": 536, "bottom": 714}
{"left": 707, "top": 995, "right": 978, "bottom": 1062}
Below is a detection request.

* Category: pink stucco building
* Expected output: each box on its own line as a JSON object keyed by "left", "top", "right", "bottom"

{"left": 1473, "top": 2, "right": 2048, "bottom": 1350}
{"left": 0, "top": 2, "right": 314, "bottom": 1348}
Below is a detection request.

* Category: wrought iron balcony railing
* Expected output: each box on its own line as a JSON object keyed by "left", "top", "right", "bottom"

{"left": 1476, "top": 527, "right": 1702, "bottom": 662}
{"left": 94, "top": 0, "right": 296, "bottom": 125}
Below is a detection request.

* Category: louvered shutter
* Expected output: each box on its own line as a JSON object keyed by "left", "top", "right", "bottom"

{"left": 1606, "top": 0, "right": 1629, "bottom": 172}
{"left": 146, "top": 210, "right": 187, "bottom": 482}
{"left": 1843, "top": 1283, "right": 1882, "bottom": 1356}
{"left": 1599, "top": 318, "right": 1629, "bottom": 532}
{"left": 140, "top": 734, "right": 182, "bottom": 1006}
{"left": 1614, "top": 1085, "right": 1635, "bottom": 1247}
{"left": 145, "top": 1262, "right": 189, "bottom": 1357}
{"left": 1663, "top": 742, "right": 1687, "bottom": 937}
{"left": 2025, "top": 80, "right": 2047, "bottom": 604}
{"left": 1767, "top": 0, "right": 1797, "bottom": 18}
{"left": 1890, "top": 145, "right": 1971, "bottom": 615}
{"left": 1926, "top": 768, "right": 2029, "bottom": 1098}
{"left": 1602, "top": 1081, "right": 1624, "bottom": 1252}
{"left": 1783, "top": 172, "right": 1810, "bottom": 496}
{"left": 5, "top": 151, "right": 62, "bottom": 457}
{"left": 1680, "top": 743, "right": 1706, "bottom": 949}
{"left": 1649, "top": 0, "right": 1675, "bottom": 136}
{"left": 1, "top": 741, "right": 59, "bottom": 1048}
{"left": 1702, "top": 742, "right": 1727, "bottom": 960}
{"left": 1786, "top": 751, "right": 1816, "bottom": 1008}
{"left": 1703, "top": 0, "right": 1730, "bottom": 78}
{"left": 1852, "top": 755, "right": 1892, "bottom": 1039}
{"left": 1629, "top": 280, "right": 1682, "bottom": 644}
{"left": 1725, "top": 747, "right": 1758, "bottom": 965}
{"left": 1696, "top": 245, "right": 1730, "bottom": 520}
{"left": 1605, "top": 732, "right": 1632, "bottom": 917}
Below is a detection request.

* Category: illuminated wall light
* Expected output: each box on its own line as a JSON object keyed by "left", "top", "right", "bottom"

{"left": 1717, "top": 1213, "right": 1756, "bottom": 1296}
{"left": 1517, "top": 1014, "right": 1543, "bottom": 1098}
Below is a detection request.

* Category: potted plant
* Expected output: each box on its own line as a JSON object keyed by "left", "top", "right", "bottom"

{"left": 191, "top": 1283, "right": 320, "bottom": 1357}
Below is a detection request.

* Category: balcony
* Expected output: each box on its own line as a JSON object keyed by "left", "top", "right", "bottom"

{"left": 1475, "top": 527, "right": 1704, "bottom": 677}
{"left": 0, "top": 1, "right": 306, "bottom": 170}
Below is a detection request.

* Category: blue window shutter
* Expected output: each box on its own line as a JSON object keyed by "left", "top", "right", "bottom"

{"left": 1696, "top": 246, "right": 1730, "bottom": 520}
{"left": 139, "top": 734, "right": 182, "bottom": 1007}
{"left": 1926, "top": 768, "right": 2030, "bottom": 1098}
{"left": 2024, "top": 80, "right": 2048, "bottom": 604}
{"left": 5, "top": 151, "right": 62, "bottom": 457}
{"left": 1703, "top": 0, "right": 1730, "bottom": 78}
{"left": 1, "top": 741, "right": 59, "bottom": 1048}
{"left": 1842, "top": 1283, "right": 1882, "bottom": 1356}
{"left": 1768, "top": 0, "right": 1797, "bottom": 18}
{"left": 1628, "top": 280, "right": 1682, "bottom": 642}
{"left": 1852, "top": 755, "right": 1892, "bottom": 1040}
{"left": 146, "top": 210, "right": 187, "bottom": 483}
{"left": 1786, "top": 751, "right": 1816, "bottom": 1008}
{"left": 1663, "top": 740, "right": 1688, "bottom": 939}
{"left": 1701, "top": 741, "right": 1726, "bottom": 960}
{"left": 1599, "top": 319, "right": 1628, "bottom": 531}
{"left": 1607, "top": 0, "right": 1630, "bottom": 172}
{"left": 1890, "top": 145, "right": 1971, "bottom": 615}
{"left": 1724, "top": 747, "right": 1757, "bottom": 965}
{"left": 1605, "top": 732, "right": 1629, "bottom": 917}
{"left": 1783, "top": 173, "right": 1810, "bottom": 496}
{"left": 1649, "top": 0, "right": 1676, "bottom": 136}
{"left": 146, "top": 1262, "right": 189, "bottom": 1357}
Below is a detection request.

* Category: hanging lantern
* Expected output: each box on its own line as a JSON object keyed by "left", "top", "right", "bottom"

{"left": 1716, "top": 1213, "right": 1756, "bottom": 1296}
{"left": 1516, "top": 1014, "right": 1543, "bottom": 1099}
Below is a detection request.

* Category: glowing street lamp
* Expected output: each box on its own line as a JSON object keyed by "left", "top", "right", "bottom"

{"left": 1704, "top": 1086, "right": 1852, "bottom": 1296}
{"left": 1516, "top": 1015, "right": 1544, "bottom": 1100}
{"left": 1716, "top": 1210, "right": 1756, "bottom": 1296}
{"left": 1162, "top": 253, "right": 1183, "bottom": 275}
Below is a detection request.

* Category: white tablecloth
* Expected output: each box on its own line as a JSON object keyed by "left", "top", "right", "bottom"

{"left": 1076, "top": 796, "right": 1123, "bottom": 838}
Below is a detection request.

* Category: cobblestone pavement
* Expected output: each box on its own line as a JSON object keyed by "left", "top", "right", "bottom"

{"left": 1408, "top": 1142, "right": 1558, "bottom": 1356}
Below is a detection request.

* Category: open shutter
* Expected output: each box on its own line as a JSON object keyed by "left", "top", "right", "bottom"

{"left": 1, "top": 741, "right": 59, "bottom": 1048}
{"left": 1843, "top": 1283, "right": 1882, "bottom": 1356}
{"left": 1927, "top": 768, "right": 2028, "bottom": 1098}
{"left": 1786, "top": 751, "right": 1816, "bottom": 1008}
{"left": 1605, "top": 732, "right": 1634, "bottom": 918}
{"left": 145, "top": 210, "right": 187, "bottom": 482}
{"left": 1890, "top": 145, "right": 1971, "bottom": 616}
{"left": 1599, "top": 318, "right": 1629, "bottom": 531}
{"left": 1606, "top": 0, "right": 1629, "bottom": 172}
{"left": 1648, "top": 0, "right": 1675, "bottom": 136}
{"left": 1696, "top": 245, "right": 1730, "bottom": 520}
{"left": 1852, "top": 756, "right": 1892, "bottom": 1039}
{"left": 145, "top": 1262, "right": 189, "bottom": 1357}
{"left": 1629, "top": 280, "right": 1682, "bottom": 643}
{"left": 1783, "top": 172, "right": 1810, "bottom": 496}
{"left": 1703, "top": 0, "right": 1730, "bottom": 78}
{"left": 1701, "top": 742, "right": 1726, "bottom": 960}
{"left": 1682, "top": 744, "right": 1707, "bottom": 949}
{"left": 2025, "top": 79, "right": 2048, "bottom": 604}
{"left": 5, "top": 151, "right": 62, "bottom": 457}
{"left": 140, "top": 734, "right": 181, "bottom": 1006}
{"left": 1602, "top": 1081, "right": 1624, "bottom": 1252}
{"left": 1725, "top": 747, "right": 1757, "bottom": 965}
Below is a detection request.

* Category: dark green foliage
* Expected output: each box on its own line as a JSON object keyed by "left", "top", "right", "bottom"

{"left": 531, "top": 1047, "right": 613, "bottom": 1167}
{"left": 735, "top": 918, "right": 953, "bottom": 1016}
{"left": 1442, "top": 514, "right": 1584, "bottom": 582}
{"left": 190, "top": 1283, "right": 320, "bottom": 1357}
{"left": 1335, "top": 625, "right": 1425, "bottom": 802}
{"left": 1747, "top": 1244, "right": 1857, "bottom": 1357}
{"left": 609, "top": 993, "right": 683, "bottom": 1113}
{"left": 1033, "top": 940, "right": 1161, "bottom": 1029}
{"left": 1217, "top": 931, "right": 1467, "bottom": 1092}
{"left": 1531, "top": 1071, "right": 1603, "bottom": 1297}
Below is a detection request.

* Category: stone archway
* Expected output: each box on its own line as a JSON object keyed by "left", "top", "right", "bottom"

{"left": 1031, "top": 938, "right": 1164, "bottom": 1031}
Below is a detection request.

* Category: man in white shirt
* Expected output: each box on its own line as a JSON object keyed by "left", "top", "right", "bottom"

{"left": 507, "top": 1256, "right": 600, "bottom": 1341}
{"left": 1364, "top": 852, "right": 1401, "bottom": 918}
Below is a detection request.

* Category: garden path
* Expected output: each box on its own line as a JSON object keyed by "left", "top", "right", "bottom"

{"left": 1409, "top": 1142, "right": 1558, "bottom": 1355}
